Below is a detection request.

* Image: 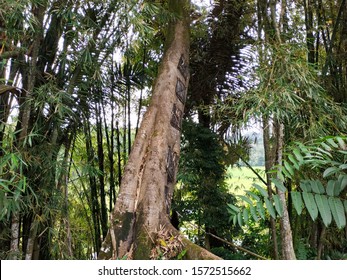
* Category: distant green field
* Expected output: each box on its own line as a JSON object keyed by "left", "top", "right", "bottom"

{"left": 226, "top": 166, "right": 265, "bottom": 195}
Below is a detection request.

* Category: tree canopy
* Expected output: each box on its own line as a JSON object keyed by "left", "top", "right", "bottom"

{"left": 0, "top": 0, "right": 346, "bottom": 260}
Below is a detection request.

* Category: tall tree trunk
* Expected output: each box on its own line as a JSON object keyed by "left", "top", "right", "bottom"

{"left": 9, "top": 213, "right": 20, "bottom": 260}
{"left": 275, "top": 122, "right": 296, "bottom": 260}
{"left": 98, "top": 0, "right": 219, "bottom": 260}
{"left": 24, "top": 221, "right": 38, "bottom": 260}
{"left": 96, "top": 102, "right": 108, "bottom": 239}
{"left": 262, "top": 116, "right": 279, "bottom": 259}
{"left": 84, "top": 120, "right": 102, "bottom": 253}
{"left": 116, "top": 121, "right": 122, "bottom": 190}
{"left": 9, "top": 4, "right": 46, "bottom": 259}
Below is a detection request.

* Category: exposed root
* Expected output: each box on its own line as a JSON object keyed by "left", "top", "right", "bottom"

{"left": 152, "top": 223, "right": 222, "bottom": 260}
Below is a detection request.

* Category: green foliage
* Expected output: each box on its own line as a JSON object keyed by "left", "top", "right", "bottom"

{"left": 228, "top": 136, "right": 347, "bottom": 229}
{"left": 176, "top": 120, "right": 236, "bottom": 245}
{"left": 0, "top": 148, "right": 31, "bottom": 221}
{"left": 218, "top": 42, "right": 346, "bottom": 139}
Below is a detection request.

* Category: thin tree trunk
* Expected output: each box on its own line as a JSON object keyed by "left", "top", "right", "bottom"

{"left": 84, "top": 120, "right": 102, "bottom": 253}
{"left": 25, "top": 221, "right": 38, "bottom": 260}
{"left": 136, "top": 45, "right": 146, "bottom": 136}
{"left": 262, "top": 116, "right": 279, "bottom": 259}
{"left": 116, "top": 121, "right": 122, "bottom": 188}
{"left": 58, "top": 133, "right": 75, "bottom": 258}
{"left": 276, "top": 122, "right": 296, "bottom": 260}
{"left": 102, "top": 98, "right": 116, "bottom": 211}
{"left": 9, "top": 213, "right": 20, "bottom": 260}
{"left": 96, "top": 102, "right": 108, "bottom": 238}
{"left": 127, "top": 75, "right": 132, "bottom": 154}
{"left": 9, "top": 4, "right": 45, "bottom": 259}
{"left": 317, "top": 224, "right": 326, "bottom": 260}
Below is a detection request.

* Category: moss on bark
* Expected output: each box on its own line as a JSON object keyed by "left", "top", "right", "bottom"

{"left": 181, "top": 237, "right": 222, "bottom": 260}
{"left": 133, "top": 227, "right": 154, "bottom": 260}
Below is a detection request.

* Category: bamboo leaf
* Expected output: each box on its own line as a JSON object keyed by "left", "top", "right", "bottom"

{"left": 326, "top": 138, "right": 339, "bottom": 148}
{"left": 293, "top": 148, "right": 304, "bottom": 162}
{"left": 284, "top": 161, "right": 294, "bottom": 177}
{"left": 159, "top": 239, "right": 167, "bottom": 247}
{"left": 314, "top": 194, "right": 332, "bottom": 227}
{"left": 0, "top": 191, "right": 4, "bottom": 212}
{"left": 291, "top": 191, "right": 303, "bottom": 215}
{"left": 336, "top": 137, "right": 347, "bottom": 150}
{"left": 303, "top": 192, "right": 318, "bottom": 221}
{"left": 271, "top": 178, "right": 287, "bottom": 192}
{"left": 253, "top": 183, "right": 268, "bottom": 198}
{"left": 328, "top": 197, "right": 346, "bottom": 229}
{"left": 273, "top": 194, "right": 284, "bottom": 217}
{"left": 281, "top": 166, "right": 292, "bottom": 178}
{"left": 320, "top": 142, "right": 332, "bottom": 152}
{"left": 264, "top": 197, "right": 276, "bottom": 219}
{"left": 316, "top": 147, "right": 332, "bottom": 157}
{"left": 288, "top": 154, "right": 300, "bottom": 170}
{"left": 338, "top": 164, "right": 347, "bottom": 170}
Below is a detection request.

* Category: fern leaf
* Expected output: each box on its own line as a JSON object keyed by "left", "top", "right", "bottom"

{"left": 264, "top": 197, "right": 276, "bottom": 219}
{"left": 323, "top": 167, "right": 339, "bottom": 178}
{"left": 339, "top": 175, "right": 347, "bottom": 191}
{"left": 238, "top": 195, "right": 254, "bottom": 206}
{"left": 314, "top": 194, "right": 332, "bottom": 227}
{"left": 232, "top": 214, "right": 237, "bottom": 226}
{"left": 293, "top": 148, "right": 304, "bottom": 162}
{"left": 326, "top": 138, "right": 339, "bottom": 148}
{"left": 273, "top": 194, "right": 284, "bottom": 217}
{"left": 326, "top": 180, "right": 335, "bottom": 196}
{"left": 253, "top": 183, "right": 268, "bottom": 198}
{"left": 288, "top": 154, "right": 300, "bottom": 170}
{"left": 300, "top": 180, "right": 312, "bottom": 192}
{"left": 328, "top": 197, "right": 346, "bottom": 229}
{"left": 336, "top": 137, "right": 347, "bottom": 150}
{"left": 310, "top": 180, "right": 324, "bottom": 194}
{"left": 245, "top": 190, "right": 260, "bottom": 202}
{"left": 249, "top": 204, "right": 259, "bottom": 221}
{"left": 271, "top": 178, "right": 287, "bottom": 192}
{"left": 284, "top": 161, "right": 295, "bottom": 177}
{"left": 237, "top": 212, "right": 243, "bottom": 227}
{"left": 303, "top": 192, "right": 318, "bottom": 220}
{"left": 257, "top": 201, "right": 265, "bottom": 219}
{"left": 291, "top": 191, "right": 303, "bottom": 215}
{"left": 243, "top": 208, "right": 249, "bottom": 224}
{"left": 227, "top": 204, "right": 240, "bottom": 214}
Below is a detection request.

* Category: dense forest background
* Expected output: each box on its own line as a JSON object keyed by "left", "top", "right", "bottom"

{"left": 0, "top": 0, "right": 346, "bottom": 260}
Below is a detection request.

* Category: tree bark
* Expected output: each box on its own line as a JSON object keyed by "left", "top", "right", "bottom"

{"left": 276, "top": 122, "right": 296, "bottom": 260}
{"left": 98, "top": 0, "right": 220, "bottom": 260}
{"left": 262, "top": 116, "right": 279, "bottom": 259}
